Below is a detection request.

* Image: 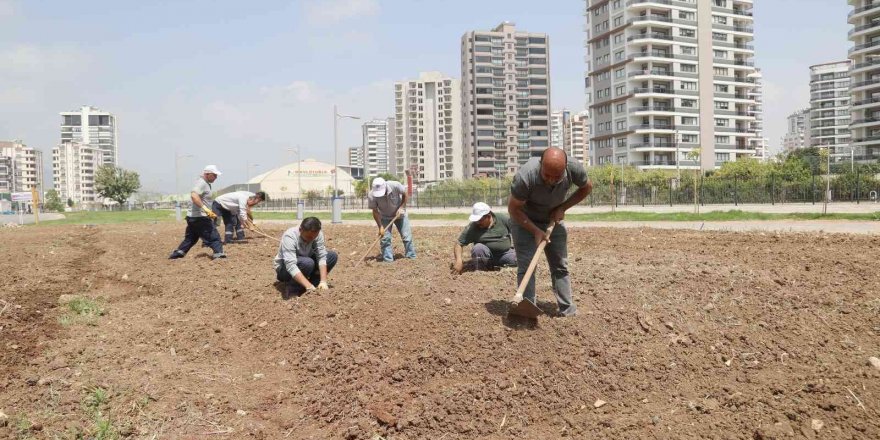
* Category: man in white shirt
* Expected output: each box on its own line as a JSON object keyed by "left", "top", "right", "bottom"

{"left": 213, "top": 190, "right": 267, "bottom": 243}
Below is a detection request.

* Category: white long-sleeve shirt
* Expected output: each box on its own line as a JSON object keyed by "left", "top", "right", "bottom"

{"left": 215, "top": 191, "right": 254, "bottom": 222}
{"left": 273, "top": 227, "right": 328, "bottom": 277}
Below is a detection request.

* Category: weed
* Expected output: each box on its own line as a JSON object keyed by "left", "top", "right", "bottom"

{"left": 84, "top": 387, "right": 109, "bottom": 414}
{"left": 92, "top": 415, "right": 118, "bottom": 440}
{"left": 67, "top": 298, "right": 104, "bottom": 317}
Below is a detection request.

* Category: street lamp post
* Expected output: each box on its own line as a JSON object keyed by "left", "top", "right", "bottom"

{"left": 246, "top": 162, "right": 259, "bottom": 193}
{"left": 174, "top": 151, "right": 193, "bottom": 221}
{"left": 287, "top": 146, "right": 303, "bottom": 219}
{"left": 674, "top": 129, "right": 681, "bottom": 182}
{"left": 333, "top": 105, "right": 360, "bottom": 224}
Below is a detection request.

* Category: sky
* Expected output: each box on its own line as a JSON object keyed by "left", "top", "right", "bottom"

{"left": 0, "top": 0, "right": 854, "bottom": 193}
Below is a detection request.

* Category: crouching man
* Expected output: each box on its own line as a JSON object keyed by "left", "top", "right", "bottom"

{"left": 273, "top": 217, "right": 338, "bottom": 296}
{"left": 452, "top": 202, "right": 516, "bottom": 273}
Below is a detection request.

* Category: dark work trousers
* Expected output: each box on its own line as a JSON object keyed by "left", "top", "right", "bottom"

{"left": 275, "top": 251, "right": 339, "bottom": 294}
{"left": 174, "top": 216, "right": 223, "bottom": 255}
{"left": 212, "top": 201, "right": 245, "bottom": 243}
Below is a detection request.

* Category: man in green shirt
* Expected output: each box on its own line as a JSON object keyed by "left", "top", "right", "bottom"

{"left": 452, "top": 202, "right": 516, "bottom": 273}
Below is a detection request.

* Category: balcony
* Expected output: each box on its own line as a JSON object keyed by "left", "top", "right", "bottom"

{"left": 848, "top": 2, "right": 880, "bottom": 21}
{"left": 849, "top": 20, "right": 880, "bottom": 36}
{"left": 628, "top": 106, "right": 699, "bottom": 114}
{"left": 851, "top": 97, "right": 880, "bottom": 107}
{"left": 848, "top": 39, "right": 880, "bottom": 54}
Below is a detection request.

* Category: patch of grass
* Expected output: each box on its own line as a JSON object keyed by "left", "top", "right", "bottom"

{"left": 14, "top": 414, "right": 32, "bottom": 439}
{"left": 37, "top": 208, "right": 880, "bottom": 225}
{"left": 84, "top": 387, "right": 109, "bottom": 414}
{"left": 81, "top": 387, "right": 119, "bottom": 440}
{"left": 59, "top": 297, "right": 105, "bottom": 326}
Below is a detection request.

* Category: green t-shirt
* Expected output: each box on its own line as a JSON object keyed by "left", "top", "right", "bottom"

{"left": 457, "top": 212, "right": 513, "bottom": 255}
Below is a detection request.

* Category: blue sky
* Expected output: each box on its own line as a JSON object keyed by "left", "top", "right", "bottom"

{"left": 0, "top": 0, "right": 853, "bottom": 192}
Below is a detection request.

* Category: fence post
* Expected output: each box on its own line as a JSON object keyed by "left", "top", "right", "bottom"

{"left": 733, "top": 175, "right": 738, "bottom": 206}
{"left": 669, "top": 179, "right": 673, "bottom": 207}
{"left": 856, "top": 166, "right": 861, "bottom": 204}
{"left": 771, "top": 174, "right": 775, "bottom": 205}
{"left": 811, "top": 172, "right": 816, "bottom": 205}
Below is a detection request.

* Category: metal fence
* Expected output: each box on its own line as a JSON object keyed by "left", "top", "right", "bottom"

{"left": 241, "top": 173, "right": 880, "bottom": 211}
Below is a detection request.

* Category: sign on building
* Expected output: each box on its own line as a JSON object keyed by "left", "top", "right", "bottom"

{"left": 11, "top": 192, "right": 32, "bottom": 202}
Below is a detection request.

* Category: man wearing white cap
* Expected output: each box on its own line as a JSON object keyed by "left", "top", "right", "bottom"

{"left": 169, "top": 165, "right": 226, "bottom": 260}
{"left": 368, "top": 177, "right": 416, "bottom": 262}
{"left": 452, "top": 202, "right": 516, "bottom": 274}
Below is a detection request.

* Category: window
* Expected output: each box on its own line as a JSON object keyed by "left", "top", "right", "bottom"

{"left": 679, "top": 28, "right": 695, "bottom": 38}
{"left": 615, "top": 68, "right": 625, "bottom": 78}
{"left": 613, "top": 33, "right": 624, "bottom": 44}
{"left": 615, "top": 103, "right": 626, "bottom": 113}
{"left": 681, "top": 46, "right": 696, "bottom": 55}
{"left": 615, "top": 50, "right": 625, "bottom": 61}
{"left": 714, "top": 67, "right": 729, "bottom": 76}
{"left": 712, "top": 32, "right": 726, "bottom": 41}
{"left": 681, "top": 117, "right": 697, "bottom": 125}
{"left": 617, "top": 138, "right": 627, "bottom": 148}
{"left": 681, "top": 64, "right": 697, "bottom": 73}
{"left": 714, "top": 101, "right": 729, "bottom": 110}
{"left": 679, "top": 11, "right": 696, "bottom": 20}
{"left": 715, "top": 119, "right": 729, "bottom": 127}
{"left": 714, "top": 84, "right": 729, "bottom": 93}
{"left": 713, "top": 15, "right": 728, "bottom": 25}
{"left": 681, "top": 81, "right": 697, "bottom": 90}
{"left": 682, "top": 134, "right": 698, "bottom": 143}
{"left": 613, "top": 16, "right": 623, "bottom": 27}
{"left": 714, "top": 50, "right": 728, "bottom": 59}
{"left": 616, "top": 120, "right": 626, "bottom": 130}
{"left": 615, "top": 85, "right": 626, "bottom": 96}
{"left": 681, "top": 99, "right": 696, "bottom": 108}
{"left": 715, "top": 136, "right": 730, "bottom": 144}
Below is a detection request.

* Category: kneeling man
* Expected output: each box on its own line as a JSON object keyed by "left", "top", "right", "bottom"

{"left": 273, "top": 217, "right": 338, "bottom": 295}
{"left": 452, "top": 202, "right": 516, "bottom": 274}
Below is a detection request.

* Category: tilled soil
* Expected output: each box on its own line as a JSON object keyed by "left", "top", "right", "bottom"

{"left": 1, "top": 222, "right": 879, "bottom": 439}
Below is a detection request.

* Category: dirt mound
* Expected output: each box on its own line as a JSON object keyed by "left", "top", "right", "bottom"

{"left": 1, "top": 223, "right": 878, "bottom": 438}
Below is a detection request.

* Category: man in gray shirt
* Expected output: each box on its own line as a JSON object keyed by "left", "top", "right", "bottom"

{"left": 274, "top": 217, "right": 338, "bottom": 296}
{"left": 508, "top": 148, "right": 592, "bottom": 316}
{"left": 169, "top": 165, "right": 226, "bottom": 260}
{"left": 368, "top": 177, "right": 416, "bottom": 262}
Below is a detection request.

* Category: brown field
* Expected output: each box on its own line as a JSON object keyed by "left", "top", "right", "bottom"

{"left": 1, "top": 222, "right": 879, "bottom": 439}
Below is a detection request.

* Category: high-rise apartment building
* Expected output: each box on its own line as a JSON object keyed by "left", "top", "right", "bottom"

{"left": 361, "top": 119, "right": 393, "bottom": 178}
{"left": 550, "top": 110, "right": 592, "bottom": 166}
{"left": 60, "top": 106, "right": 118, "bottom": 166}
{"left": 782, "top": 108, "right": 812, "bottom": 152}
{"left": 393, "top": 72, "right": 463, "bottom": 183}
{"left": 848, "top": 1, "right": 880, "bottom": 163}
{"left": 809, "top": 61, "right": 852, "bottom": 162}
{"left": 348, "top": 146, "right": 364, "bottom": 169}
{"left": 0, "top": 140, "right": 44, "bottom": 196}
{"left": 461, "top": 22, "right": 551, "bottom": 177}
{"left": 749, "top": 68, "right": 767, "bottom": 160}
{"left": 584, "top": 0, "right": 759, "bottom": 171}
{"left": 52, "top": 143, "right": 105, "bottom": 206}
{"left": 570, "top": 111, "right": 592, "bottom": 166}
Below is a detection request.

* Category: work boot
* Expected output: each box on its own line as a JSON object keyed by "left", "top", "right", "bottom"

{"left": 168, "top": 250, "right": 185, "bottom": 259}
{"left": 212, "top": 252, "right": 227, "bottom": 260}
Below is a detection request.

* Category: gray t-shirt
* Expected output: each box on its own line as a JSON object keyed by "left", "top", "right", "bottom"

{"left": 273, "top": 228, "right": 328, "bottom": 276}
{"left": 367, "top": 180, "right": 407, "bottom": 219}
{"left": 510, "top": 157, "right": 589, "bottom": 223}
{"left": 189, "top": 177, "right": 213, "bottom": 218}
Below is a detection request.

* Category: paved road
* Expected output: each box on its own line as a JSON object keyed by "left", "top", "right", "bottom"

{"left": 0, "top": 213, "right": 65, "bottom": 225}
{"left": 259, "top": 218, "right": 880, "bottom": 235}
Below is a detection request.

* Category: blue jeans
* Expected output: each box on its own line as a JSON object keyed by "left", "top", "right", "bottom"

{"left": 276, "top": 251, "right": 338, "bottom": 294}
{"left": 511, "top": 221, "right": 575, "bottom": 316}
{"left": 471, "top": 244, "right": 516, "bottom": 270}
{"left": 380, "top": 214, "right": 416, "bottom": 262}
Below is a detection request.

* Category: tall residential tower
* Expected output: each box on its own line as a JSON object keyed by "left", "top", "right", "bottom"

{"left": 584, "top": 0, "right": 759, "bottom": 171}
{"left": 461, "top": 22, "right": 551, "bottom": 177}
{"left": 847, "top": 1, "right": 880, "bottom": 162}
{"left": 809, "top": 61, "right": 852, "bottom": 162}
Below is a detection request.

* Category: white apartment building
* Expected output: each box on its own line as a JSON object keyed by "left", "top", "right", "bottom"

{"left": 52, "top": 143, "right": 105, "bottom": 207}
{"left": 60, "top": 106, "right": 118, "bottom": 166}
{"left": 748, "top": 68, "right": 767, "bottom": 160}
{"left": 848, "top": 1, "right": 880, "bottom": 163}
{"left": 550, "top": 109, "right": 592, "bottom": 166}
{"left": 782, "top": 108, "right": 812, "bottom": 152}
{"left": 393, "top": 72, "right": 463, "bottom": 184}
{"left": 809, "top": 61, "right": 852, "bottom": 163}
{"left": 348, "top": 146, "right": 364, "bottom": 169}
{"left": 584, "top": 0, "right": 759, "bottom": 171}
{"left": 0, "top": 140, "right": 44, "bottom": 196}
{"left": 361, "top": 119, "right": 394, "bottom": 178}
{"left": 570, "top": 111, "right": 592, "bottom": 166}
{"left": 461, "top": 22, "right": 552, "bottom": 177}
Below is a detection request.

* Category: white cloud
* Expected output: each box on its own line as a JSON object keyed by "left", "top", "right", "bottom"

{"left": 260, "top": 80, "right": 320, "bottom": 104}
{"left": 0, "top": 44, "right": 89, "bottom": 77}
{"left": 302, "top": 0, "right": 379, "bottom": 26}
{"left": 0, "top": 0, "right": 15, "bottom": 21}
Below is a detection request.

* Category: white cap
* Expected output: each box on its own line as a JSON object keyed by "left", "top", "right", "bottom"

{"left": 469, "top": 202, "right": 491, "bottom": 222}
{"left": 203, "top": 165, "right": 222, "bottom": 176}
{"left": 370, "top": 177, "right": 387, "bottom": 197}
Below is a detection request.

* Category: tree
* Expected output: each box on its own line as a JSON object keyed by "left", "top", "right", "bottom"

{"left": 67, "top": 198, "right": 74, "bottom": 208}
{"left": 44, "top": 189, "right": 64, "bottom": 212}
{"left": 95, "top": 165, "right": 141, "bottom": 205}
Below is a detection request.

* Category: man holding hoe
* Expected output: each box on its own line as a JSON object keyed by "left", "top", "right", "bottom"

{"left": 368, "top": 177, "right": 416, "bottom": 262}
{"left": 507, "top": 148, "right": 592, "bottom": 317}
